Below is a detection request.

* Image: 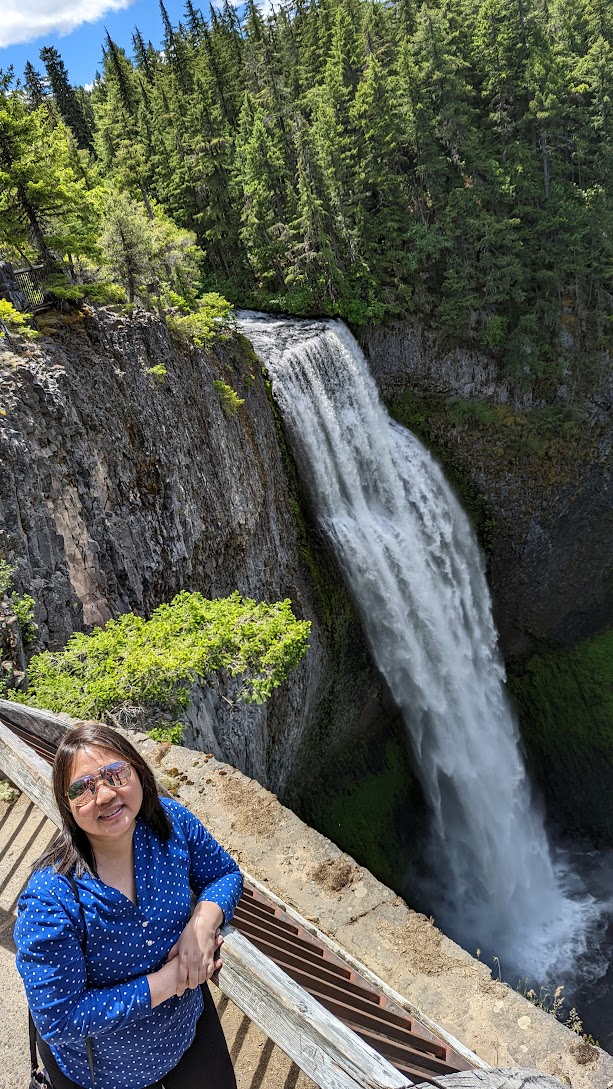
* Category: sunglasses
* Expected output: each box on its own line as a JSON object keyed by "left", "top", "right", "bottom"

{"left": 66, "top": 761, "right": 132, "bottom": 807}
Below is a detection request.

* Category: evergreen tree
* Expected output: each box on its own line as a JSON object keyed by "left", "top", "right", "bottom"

{"left": 234, "top": 96, "right": 292, "bottom": 288}
{"left": 0, "top": 83, "right": 96, "bottom": 267}
{"left": 98, "top": 193, "right": 155, "bottom": 301}
{"left": 39, "top": 47, "right": 94, "bottom": 152}
{"left": 23, "top": 63, "right": 47, "bottom": 110}
{"left": 349, "top": 55, "right": 410, "bottom": 288}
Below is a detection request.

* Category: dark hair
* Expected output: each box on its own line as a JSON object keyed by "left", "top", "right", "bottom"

{"left": 35, "top": 721, "right": 173, "bottom": 876}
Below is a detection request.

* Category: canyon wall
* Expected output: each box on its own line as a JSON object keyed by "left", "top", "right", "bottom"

{"left": 360, "top": 321, "right": 612, "bottom": 660}
{"left": 0, "top": 306, "right": 386, "bottom": 795}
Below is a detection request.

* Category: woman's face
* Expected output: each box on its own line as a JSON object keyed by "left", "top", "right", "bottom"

{"left": 66, "top": 745, "right": 144, "bottom": 848}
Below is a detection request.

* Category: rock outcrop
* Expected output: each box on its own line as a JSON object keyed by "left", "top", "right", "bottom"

{"left": 0, "top": 306, "right": 386, "bottom": 794}
{"left": 360, "top": 320, "right": 613, "bottom": 660}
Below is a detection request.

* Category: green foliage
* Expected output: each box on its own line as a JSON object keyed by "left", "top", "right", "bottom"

{"left": 146, "top": 364, "right": 167, "bottom": 383}
{"left": 0, "top": 299, "right": 39, "bottom": 339}
{"left": 166, "top": 293, "right": 234, "bottom": 346}
{"left": 450, "top": 399, "right": 499, "bottom": 429}
{"left": 147, "top": 721, "right": 184, "bottom": 744}
{"left": 0, "top": 561, "right": 38, "bottom": 647}
{"left": 12, "top": 593, "right": 37, "bottom": 646}
{"left": 0, "top": 560, "right": 13, "bottom": 596}
{"left": 0, "top": 83, "right": 99, "bottom": 266}
{"left": 97, "top": 193, "right": 202, "bottom": 305}
{"left": 213, "top": 379, "right": 245, "bottom": 416}
{"left": 315, "top": 738, "right": 414, "bottom": 887}
{"left": 509, "top": 628, "right": 613, "bottom": 841}
{"left": 510, "top": 630, "right": 613, "bottom": 749}
{"left": 84, "top": 281, "right": 127, "bottom": 305}
{"left": 42, "top": 273, "right": 86, "bottom": 306}
{"left": 18, "top": 590, "right": 311, "bottom": 720}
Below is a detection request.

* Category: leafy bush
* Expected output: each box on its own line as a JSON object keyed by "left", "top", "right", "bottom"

{"left": 42, "top": 273, "right": 86, "bottom": 306}
{"left": 85, "top": 281, "right": 127, "bottom": 305}
{"left": 213, "top": 380, "right": 245, "bottom": 417}
{"left": 0, "top": 561, "right": 38, "bottom": 647}
{"left": 0, "top": 560, "right": 13, "bottom": 596}
{"left": 146, "top": 364, "right": 167, "bottom": 383}
{"left": 13, "top": 593, "right": 37, "bottom": 646}
{"left": 147, "top": 722, "right": 184, "bottom": 744}
{"left": 166, "top": 293, "right": 233, "bottom": 347}
{"left": 0, "top": 298, "right": 39, "bottom": 339}
{"left": 450, "top": 398, "right": 498, "bottom": 429}
{"left": 18, "top": 590, "right": 310, "bottom": 720}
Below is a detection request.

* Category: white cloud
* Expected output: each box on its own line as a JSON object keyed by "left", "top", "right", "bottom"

{"left": 0, "top": 0, "right": 135, "bottom": 49}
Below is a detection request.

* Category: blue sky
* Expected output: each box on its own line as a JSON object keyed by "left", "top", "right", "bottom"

{"left": 1, "top": 1, "right": 204, "bottom": 88}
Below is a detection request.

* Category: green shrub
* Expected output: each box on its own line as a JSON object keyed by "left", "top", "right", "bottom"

{"left": 0, "top": 560, "right": 13, "bottom": 596}
{"left": 146, "top": 364, "right": 167, "bottom": 383}
{"left": 12, "top": 593, "right": 37, "bottom": 646}
{"left": 0, "top": 562, "right": 37, "bottom": 647}
{"left": 85, "top": 281, "right": 127, "bottom": 305}
{"left": 0, "top": 298, "right": 39, "bottom": 339}
{"left": 43, "top": 273, "right": 86, "bottom": 306}
{"left": 18, "top": 590, "right": 310, "bottom": 720}
{"left": 213, "top": 380, "right": 245, "bottom": 417}
{"left": 147, "top": 722, "right": 184, "bottom": 744}
{"left": 450, "top": 398, "right": 498, "bottom": 429}
{"left": 166, "top": 293, "right": 233, "bottom": 347}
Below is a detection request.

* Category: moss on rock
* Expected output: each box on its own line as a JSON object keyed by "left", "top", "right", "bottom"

{"left": 508, "top": 628, "right": 613, "bottom": 843}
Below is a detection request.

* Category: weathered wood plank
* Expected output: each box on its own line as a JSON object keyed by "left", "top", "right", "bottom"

{"left": 0, "top": 718, "right": 60, "bottom": 824}
{"left": 0, "top": 717, "right": 413, "bottom": 1089}
{"left": 414, "top": 1071, "right": 567, "bottom": 1089}
{"left": 0, "top": 698, "right": 71, "bottom": 746}
{"left": 219, "top": 926, "right": 411, "bottom": 1089}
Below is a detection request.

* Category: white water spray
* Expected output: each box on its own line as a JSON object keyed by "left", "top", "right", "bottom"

{"left": 239, "top": 312, "right": 602, "bottom": 982}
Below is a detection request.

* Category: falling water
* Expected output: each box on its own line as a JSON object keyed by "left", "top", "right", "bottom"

{"left": 239, "top": 312, "right": 603, "bottom": 984}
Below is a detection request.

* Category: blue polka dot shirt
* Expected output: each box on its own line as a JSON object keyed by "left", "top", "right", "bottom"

{"left": 15, "top": 797, "right": 243, "bottom": 1089}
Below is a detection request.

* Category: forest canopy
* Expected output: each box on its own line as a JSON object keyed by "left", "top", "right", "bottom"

{"left": 0, "top": 0, "right": 611, "bottom": 381}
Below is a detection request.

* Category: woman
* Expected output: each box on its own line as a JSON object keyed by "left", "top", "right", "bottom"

{"left": 15, "top": 721, "right": 243, "bottom": 1089}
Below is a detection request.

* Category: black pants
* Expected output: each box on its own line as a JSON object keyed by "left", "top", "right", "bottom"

{"left": 37, "top": 984, "right": 237, "bottom": 1089}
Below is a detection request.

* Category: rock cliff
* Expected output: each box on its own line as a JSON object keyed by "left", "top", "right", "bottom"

{"left": 0, "top": 306, "right": 387, "bottom": 795}
{"left": 360, "top": 320, "right": 613, "bottom": 660}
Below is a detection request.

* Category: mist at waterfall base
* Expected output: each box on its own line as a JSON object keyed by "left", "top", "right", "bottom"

{"left": 239, "top": 311, "right": 612, "bottom": 1043}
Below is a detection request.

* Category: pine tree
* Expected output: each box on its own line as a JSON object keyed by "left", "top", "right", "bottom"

{"left": 39, "top": 47, "right": 94, "bottom": 152}
{"left": 287, "top": 115, "right": 341, "bottom": 303}
{"left": 0, "top": 84, "right": 96, "bottom": 267}
{"left": 349, "top": 55, "right": 410, "bottom": 285}
{"left": 132, "top": 28, "right": 156, "bottom": 83}
{"left": 23, "top": 63, "right": 47, "bottom": 110}
{"left": 184, "top": 0, "right": 205, "bottom": 39}
{"left": 234, "top": 96, "right": 292, "bottom": 288}
{"left": 98, "top": 194, "right": 155, "bottom": 301}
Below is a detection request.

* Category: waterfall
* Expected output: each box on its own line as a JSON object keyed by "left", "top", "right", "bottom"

{"left": 239, "top": 311, "right": 600, "bottom": 982}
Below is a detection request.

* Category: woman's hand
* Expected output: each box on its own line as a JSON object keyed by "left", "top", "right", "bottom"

{"left": 165, "top": 901, "right": 224, "bottom": 998}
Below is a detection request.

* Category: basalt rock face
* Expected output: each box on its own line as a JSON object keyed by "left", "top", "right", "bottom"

{"left": 0, "top": 307, "right": 385, "bottom": 793}
{"left": 360, "top": 321, "right": 613, "bottom": 661}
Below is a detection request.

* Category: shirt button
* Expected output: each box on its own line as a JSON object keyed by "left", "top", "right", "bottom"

{"left": 142, "top": 921, "right": 148, "bottom": 927}
{"left": 146, "top": 939, "right": 154, "bottom": 946}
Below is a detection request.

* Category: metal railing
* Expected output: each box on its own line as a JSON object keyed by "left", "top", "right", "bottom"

{"left": 13, "top": 265, "right": 47, "bottom": 310}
